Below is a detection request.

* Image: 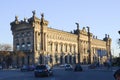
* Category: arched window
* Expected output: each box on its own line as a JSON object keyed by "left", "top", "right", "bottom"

{"left": 27, "top": 42, "right": 31, "bottom": 47}
{"left": 70, "top": 45, "right": 72, "bottom": 52}
{"left": 16, "top": 43, "right": 20, "bottom": 50}
{"left": 21, "top": 43, "right": 25, "bottom": 50}
{"left": 27, "top": 42, "right": 31, "bottom": 50}
{"left": 73, "top": 45, "right": 76, "bottom": 52}
{"left": 65, "top": 44, "right": 67, "bottom": 52}
{"left": 55, "top": 44, "right": 58, "bottom": 52}
{"left": 59, "top": 44, "right": 63, "bottom": 52}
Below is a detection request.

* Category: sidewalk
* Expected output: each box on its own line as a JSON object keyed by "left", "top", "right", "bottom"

{"left": 89, "top": 66, "right": 120, "bottom": 72}
{"left": 80, "top": 64, "right": 120, "bottom": 72}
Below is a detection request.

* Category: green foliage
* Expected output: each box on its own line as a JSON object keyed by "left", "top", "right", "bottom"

{"left": 112, "top": 57, "right": 120, "bottom": 66}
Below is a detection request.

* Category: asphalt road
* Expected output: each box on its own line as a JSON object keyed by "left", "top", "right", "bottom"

{"left": 0, "top": 67, "right": 116, "bottom": 80}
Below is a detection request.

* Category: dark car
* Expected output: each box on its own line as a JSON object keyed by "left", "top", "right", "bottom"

{"left": 34, "top": 64, "right": 53, "bottom": 77}
{"left": 74, "top": 63, "right": 83, "bottom": 72}
{"left": 20, "top": 65, "right": 35, "bottom": 71}
{"left": 65, "top": 64, "right": 73, "bottom": 71}
{"left": 0, "top": 64, "right": 2, "bottom": 70}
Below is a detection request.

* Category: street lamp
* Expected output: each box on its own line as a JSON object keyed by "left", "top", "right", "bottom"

{"left": 50, "top": 54, "right": 53, "bottom": 67}
{"left": 118, "top": 31, "right": 120, "bottom": 34}
{"left": 86, "top": 26, "right": 91, "bottom": 64}
{"left": 75, "top": 22, "right": 80, "bottom": 63}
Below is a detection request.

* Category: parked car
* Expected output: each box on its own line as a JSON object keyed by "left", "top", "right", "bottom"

{"left": 0, "top": 65, "right": 2, "bottom": 70}
{"left": 20, "top": 65, "right": 35, "bottom": 71}
{"left": 59, "top": 64, "right": 67, "bottom": 68}
{"left": 34, "top": 64, "right": 53, "bottom": 77}
{"left": 65, "top": 64, "right": 73, "bottom": 71}
{"left": 59, "top": 64, "right": 65, "bottom": 67}
{"left": 74, "top": 63, "right": 83, "bottom": 72}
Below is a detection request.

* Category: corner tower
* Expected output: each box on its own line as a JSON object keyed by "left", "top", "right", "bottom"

{"left": 10, "top": 11, "right": 49, "bottom": 66}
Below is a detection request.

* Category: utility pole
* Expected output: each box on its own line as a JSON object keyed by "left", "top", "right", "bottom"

{"left": 86, "top": 26, "right": 91, "bottom": 64}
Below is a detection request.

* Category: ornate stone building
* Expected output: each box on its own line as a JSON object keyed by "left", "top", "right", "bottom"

{"left": 10, "top": 11, "right": 111, "bottom": 66}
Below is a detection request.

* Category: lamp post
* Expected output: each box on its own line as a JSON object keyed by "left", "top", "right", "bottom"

{"left": 86, "top": 26, "right": 91, "bottom": 64}
{"left": 50, "top": 54, "right": 53, "bottom": 67}
{"left": 118, "top": 31, "right": 120, "bottom": 48}
{"left": 75, "top": 23, "right": 80, "bottom": 63}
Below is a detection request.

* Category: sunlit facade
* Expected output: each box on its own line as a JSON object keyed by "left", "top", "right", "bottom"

{"left": 10, "top": 11, "right": 111, "bottom": 66}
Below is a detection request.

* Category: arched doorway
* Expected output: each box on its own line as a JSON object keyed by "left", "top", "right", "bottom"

{"left": 73, "top": 56, "right": 76, "bottom": 64}
{"left": 65, "top": 55, "right": 68, "bottom": 63}
{"left": 60, "top": 56, "right": 63, "bottom": 64}
{"left": 22, "top": 57, "right": 25, "bottom": 66}
{"left": 69, "top": 55, "right": 72, "bottom": 64}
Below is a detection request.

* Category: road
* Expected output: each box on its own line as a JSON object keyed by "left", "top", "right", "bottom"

{"left": 0, "top": 66, "right": 116, "bottom": 80}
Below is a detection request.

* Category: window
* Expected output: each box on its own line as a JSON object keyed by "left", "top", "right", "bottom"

{"left": 27, "top": 42, "right": 31, "bottom": 47}
{"left": 27, "top": 32, "right": 31, "bottom": 36}
{"left": 55, "top": 44, "right": 58, "bottom": 52}
{"left": 65, "top": 45, "right": 67, "bottom": 52}
{"left": 22, "top": 43, "right": 25, "bottom": 48}
{"left": 60, "top": 44, "right": 63, "bottom": 52}
{"left": 50, "top": 44, "right": 52, "bottom": 51}
{"left": 59, "top": 44, "right": 62, "bottom": 52}
{"left": 70, "top": 45, "right": 72, "bottom": 52}
{"left": 16, "top": 43, "right": 20, "bottom": 50}
{"left": 21, "top": 33, "right": 25, "bottom": 37}
{"left": 68, "top": 45, "right": 70, "bottom": 52}
{"left": 74, "top": 46, "right": 76, "bottom": 52}
{"left": 48, "top": 43, "right": 52, "bottom": 51}
{"left": 16, "top": 33, "right": 20, "bottom": 38}
{"left": 27, "top": 42, "right": 31, "bottom": 50}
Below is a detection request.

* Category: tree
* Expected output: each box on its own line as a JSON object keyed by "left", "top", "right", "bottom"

{"left": 0, "top": 43, "right": 12, "bottom": 57}
{"left": 0, "top": 43, "right": 12, "bottom": 68}
{"left": 13, "top": 51, "right": 26, "bottom": 67}
{"left": 0, "top": 43, "right": 12, "bottom": 51}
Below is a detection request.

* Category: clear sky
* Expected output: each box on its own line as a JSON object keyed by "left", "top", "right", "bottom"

{"left": 0, "top": 0, "right": 120, "bottom": 56}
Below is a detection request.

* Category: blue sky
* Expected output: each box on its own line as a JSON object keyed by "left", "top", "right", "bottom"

{"left": 0, "top": 0, "right": 120, "bottom": 56}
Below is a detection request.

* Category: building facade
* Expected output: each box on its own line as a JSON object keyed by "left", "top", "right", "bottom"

{"left": 10, "top": 11, "right": 111, "bottom": 66}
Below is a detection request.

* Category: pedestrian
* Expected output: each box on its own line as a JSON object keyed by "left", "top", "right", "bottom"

{"left": 114, "top": 69, "right": 120, "bottom": 80}
{"left": 106, "top": 59, "right": 112, "bottom": 70}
